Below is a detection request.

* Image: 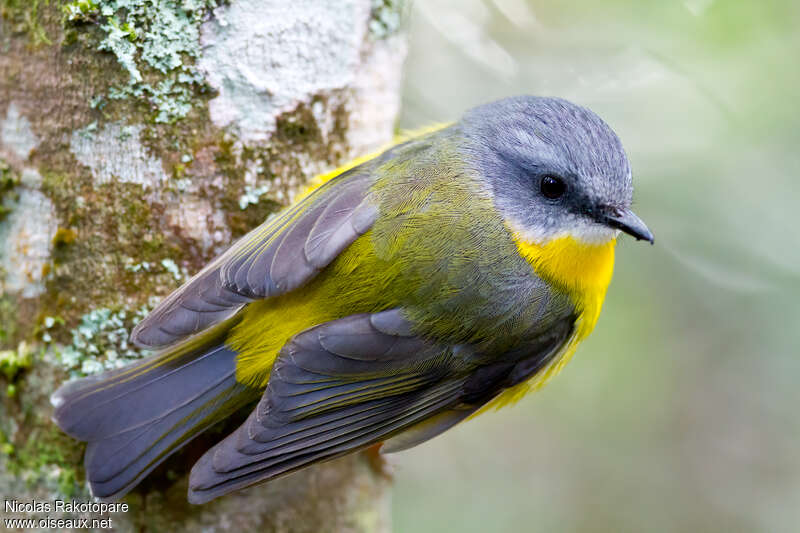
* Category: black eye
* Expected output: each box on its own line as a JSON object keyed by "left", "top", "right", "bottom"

{"left": 540, "top": 175, "right": 566, "bottom": 199}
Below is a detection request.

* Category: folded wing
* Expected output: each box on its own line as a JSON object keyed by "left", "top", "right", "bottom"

{"left": 186, "top": 308, "right": 574, "bottom": 504}
{"left": 130, "top": 169, "right": 378, "bottom": 349}
{"left": 186, "top": 309, "right": 468, "bottom": 503}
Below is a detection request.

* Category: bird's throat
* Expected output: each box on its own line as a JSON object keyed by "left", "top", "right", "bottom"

{"left": 472, "top": 231, "right": 617, "bottom": 415}
{"left": 512, "top": 232, "right": 616, "bottom": 340}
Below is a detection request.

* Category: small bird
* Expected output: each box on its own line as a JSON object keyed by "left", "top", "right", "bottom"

{"left": 52, "top": 96, "right": 653, "bottom": 504}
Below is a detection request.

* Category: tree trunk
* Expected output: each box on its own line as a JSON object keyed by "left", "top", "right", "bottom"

{"left": 0, "top": 1, "right": 406, "bottom": 531}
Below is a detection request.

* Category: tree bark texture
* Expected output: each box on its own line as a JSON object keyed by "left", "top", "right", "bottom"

{"left": 0, "top": 1, "right": 406, "bottom": 531}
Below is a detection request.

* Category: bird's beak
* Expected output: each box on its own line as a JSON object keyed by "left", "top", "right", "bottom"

{"left": 599, "top": 207, "right": 654, "bottom": 244}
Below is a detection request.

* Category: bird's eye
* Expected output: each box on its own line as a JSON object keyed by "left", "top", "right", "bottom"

{"left": 540, "top": 175, "right": 566, "bottom": 200}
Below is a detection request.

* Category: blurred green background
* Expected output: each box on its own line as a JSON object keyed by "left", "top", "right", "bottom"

{"left": 391, "top": 1, "right": 800, "bottom": 532}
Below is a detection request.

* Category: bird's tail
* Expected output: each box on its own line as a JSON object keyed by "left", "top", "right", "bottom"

{"left": 51, "top": 322, "right": 259, "bottom": 500}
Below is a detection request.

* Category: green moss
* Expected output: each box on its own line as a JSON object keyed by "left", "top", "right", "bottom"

{"left": 0, "top": 342, "right": 33, "bottom": 381}
{"left": 52, "top": 226, "right": 78, "bottom": 247}
{"left": 0, "top": 158, "right": 20, "bottom": 223}
{"left": 38, "top": 169, "right": 195, "bottom": 328}
{"left": 57, "top": 466, "right": 78, "bottom": 497}
{"left": 0, "top": 201, "right": 13, "bottom": 221}
{"left": 10, "top": 428, "right": 73, "bottom": 471}
{"left": 0, "top": 0, "right": 53, "bottom": 46}
{"left": 0, "top": 159, "right": 19, "bottom": 189}
{"left": 172, "top": 161, "right": 186, "bottom": 178}
{"left": 0, "top": 342, "right": 34, "bottom": 412}
{"left": 2, "top": 423, "right": 84, "bottom": 498}
{"left": 62, "top": 0, "right": 220, "bottom": 123}
{"left": 0, "top": 296, "right": 17, "bottom": 347}
{"left": 62, "top": 0, "right": 98, "bottom": 21}
{"left": 212, "top": 98, "right": 353, "bottom": 239}
{"left": 274, "top": 103, "right": 324, "bottom": 147}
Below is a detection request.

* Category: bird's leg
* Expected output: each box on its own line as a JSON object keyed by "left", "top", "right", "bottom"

{"left": 362, "top": 442, "right": 394, "bottom": 481}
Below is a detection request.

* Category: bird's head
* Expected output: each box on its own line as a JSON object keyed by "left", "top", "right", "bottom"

{"left": 461, "top": 96, "right": 653, "bottom": 246}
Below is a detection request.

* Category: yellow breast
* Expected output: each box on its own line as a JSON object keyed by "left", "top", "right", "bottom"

{"left": 513, "top": 233, "right": 616, "bottom": 340}
{"left": 478, "top": 231, "right": 617, "bottom": 412}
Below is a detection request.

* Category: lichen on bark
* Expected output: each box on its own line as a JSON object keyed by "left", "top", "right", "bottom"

{"left": 62, "top": 0, "right": 221, "bottom": 123}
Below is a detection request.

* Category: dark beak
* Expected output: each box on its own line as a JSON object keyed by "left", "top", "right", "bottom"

{"left": 599, "top": 207, "right": 654, "bottom": 244}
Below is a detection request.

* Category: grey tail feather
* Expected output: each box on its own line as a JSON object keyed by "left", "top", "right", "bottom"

{"left": 51, "top": 333, "right": 259, "bottom": 500}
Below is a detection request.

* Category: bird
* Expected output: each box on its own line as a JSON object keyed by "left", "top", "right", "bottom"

{"left": 51, "top": 95, "right": 653, "bottom": 504}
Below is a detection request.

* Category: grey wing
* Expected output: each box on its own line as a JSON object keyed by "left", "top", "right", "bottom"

{"left": 130, "top": 169, "right": 378, "bottom": 348}
{"left": 186, "top": 309, "right": 574, "bottom": 504}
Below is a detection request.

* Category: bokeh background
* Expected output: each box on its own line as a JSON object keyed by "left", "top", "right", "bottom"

{"left": 391, "top": 1, "right": 800, "bottom": 532}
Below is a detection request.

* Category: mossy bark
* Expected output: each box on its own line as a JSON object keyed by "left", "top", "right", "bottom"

{"left": 0, "top": 1, "right": 406, "bottom": 531}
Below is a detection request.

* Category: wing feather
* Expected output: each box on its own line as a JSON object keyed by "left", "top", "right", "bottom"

{"left": 186, "top": 310, "right": 465, "bottom": 503}
{"left": 131, "top": 169, "right": 378, "bottom": 348}
{"left": 186, "top": 309, "right": 576, "bottom": 503}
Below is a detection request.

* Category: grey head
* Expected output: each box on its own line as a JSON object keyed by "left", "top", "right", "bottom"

{"left": 459, "top": 96, "right": 653, "bottom": 244}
